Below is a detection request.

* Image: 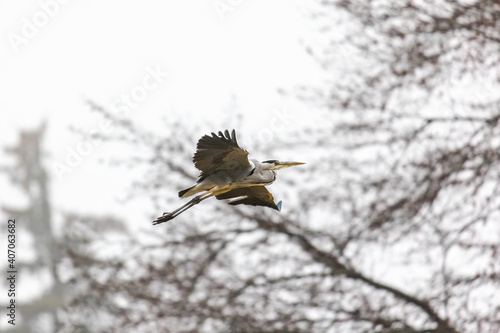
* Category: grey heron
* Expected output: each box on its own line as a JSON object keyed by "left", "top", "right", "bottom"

{"left": 153, "top": 129, "right": 305, "bottom": 225}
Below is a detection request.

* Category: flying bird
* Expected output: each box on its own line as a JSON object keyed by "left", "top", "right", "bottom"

{"left": 153, "top": 129, "right": 305, "bottom": 225}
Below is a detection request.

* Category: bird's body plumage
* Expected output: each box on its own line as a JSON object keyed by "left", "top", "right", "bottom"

{"left": 180, "top": 158, "right": 277, "bottom": 199}
{"left": 153, "top": 130, "right": 304, "bottom": 224}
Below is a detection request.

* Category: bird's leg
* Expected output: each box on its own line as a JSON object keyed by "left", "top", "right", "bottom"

{"left": 167, "top": 195, "right": 202, "bottom": 218}
{"left": 153, "top": 193, "right": 214, "bottom": 225}
{"left": 153, "top": 196, "right": 200, "bottom": 225}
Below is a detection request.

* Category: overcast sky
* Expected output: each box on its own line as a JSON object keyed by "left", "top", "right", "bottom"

{"left": 0, "top": 0, "right": 324, "bottom": 224}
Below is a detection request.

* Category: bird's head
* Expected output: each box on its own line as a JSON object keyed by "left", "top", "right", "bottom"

{"left": 261, "top": 160, "right": 306, "bottom": 170}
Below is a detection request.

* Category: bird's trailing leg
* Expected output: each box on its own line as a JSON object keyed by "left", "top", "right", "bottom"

{"left": 153, "top": 192, "right": 214, "bottom": 225}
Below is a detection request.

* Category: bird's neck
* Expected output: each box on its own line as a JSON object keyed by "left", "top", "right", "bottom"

{"left": 258, "top": 168, "right": 276, "bottom": 184}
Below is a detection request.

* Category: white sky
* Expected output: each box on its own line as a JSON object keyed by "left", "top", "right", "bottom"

{"left": 0, "top": 0, "right": 323, "bottom": 224}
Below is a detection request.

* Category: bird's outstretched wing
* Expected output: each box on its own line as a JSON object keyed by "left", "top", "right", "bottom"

{"left": 215, "top": 186, "right": 281, "bottom": 211}
{"left": 193, "top": 129, "right": 251, "bottom": 179}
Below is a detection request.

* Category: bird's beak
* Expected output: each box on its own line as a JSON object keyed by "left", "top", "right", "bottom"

{"left": 274, "top": 161, "right": 306, "bottom": 169}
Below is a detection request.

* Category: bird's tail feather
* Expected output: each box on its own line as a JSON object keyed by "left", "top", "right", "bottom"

{"left": 178, "top": 184, "right": 203, "bottom": 198}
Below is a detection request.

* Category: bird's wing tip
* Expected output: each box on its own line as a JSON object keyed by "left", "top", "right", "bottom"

{"left": 277, "top": 200, "right": 282, "bottom": 212}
